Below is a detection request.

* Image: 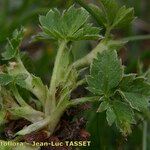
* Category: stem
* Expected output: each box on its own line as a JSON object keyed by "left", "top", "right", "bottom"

{"left": 17, "top": 96, "right": 100, "bottom": 135}
{"left": 48, "top": 100, "right": 69, "bottom": 133}
{"left": 8, "top": 58, "right": 47, "bottom": 106}
{"left": 76, "top": 78, "right": 87, "bottom": 87}
{"left": 105, "top": 26, "right": 112, "bottom": 39}
{"left": 73, "top": 34, "right": 150, "bottom": 69}
{"left": 49, "top": 41, "right": 67, "bottom": 93}
{"left": 11, "top": 85, "right": 29, "bottom": 107}
{"left": 122, "top": 34, "right": 150, "bottom": 42}
{"left": 16, "top": 100, "right": 69, "bottom": 136}
{"left": 73, "top": 40, "right": 108, "bottom": 68}
{"left": 47, "top": 41, "right": 67, "bottom": 115}
{"left": 69, "top": 96, "right": 100, "bottom": 106}
{"left": 142, "top": 121, "right": 147, "bottom": 150}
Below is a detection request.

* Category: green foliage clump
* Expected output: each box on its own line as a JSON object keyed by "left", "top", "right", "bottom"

{"left": 0, "top": 0, "right": 150, "bottom": 149}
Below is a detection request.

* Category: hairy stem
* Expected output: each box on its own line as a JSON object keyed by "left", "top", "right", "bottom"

{"left": 122, "top": 34, "right": 150, "bottom": 42}
{"left": 7, "top": 58, "right": 47, "bottom": 106}
{"left": 69, "top": 96, "right": 100, "bottom": 106}
{"left": 73, "top": 40, "right": 108, "bottom": 68}
{"left": 47, "top": 41, "right": 67, "bottom": 115}
{"left": 11, "top": 85, "right": 29, "bottom": 107}
{"left": 16, "top": 96, "right": 100, "bottom": 135}
{"left": 16, "top": 100, "right": 69, "bottom": 136}
{"left": 73, "top": 34, "right": 150, "bottom": 69}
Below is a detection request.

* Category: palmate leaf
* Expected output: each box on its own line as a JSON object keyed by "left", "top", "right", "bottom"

{"left": 97, "top": 95, "right": 136, "bottom": 135}
{"left": 86, "top": 0, "right": 134, "bottom": 30}
{"left": 97, "top": 96, "right": 136, "bottom": 135}
{"left": 86, "top": 49, "right": 147, "bottom": 135}
{"left": 87, "top": 49, "right": 123, "bottom": 95}
{"left": 99, "top": 0, "right": 134, "bottom": 28}
{"left": 118, "top": 74, "right": 150, "bottom": 111}
{"left": 39, "top": 6, "right": 100, "bottom": 41}
{"left": 2, "top": 27, "right": 24, "bottom": 60}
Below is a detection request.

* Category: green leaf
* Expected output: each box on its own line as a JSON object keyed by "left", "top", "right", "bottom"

{"left": 0, "top": 74, "right": 13, "bottom": 86}
{"left": 98, "top": 0, "right": 135, "bottom": 28}
{"left": 106, "top": 106, "right": 116, "bottom": 126}
{"left": 112, "top": 6, "right": 134, "bottom": 28}
{"left": 122, "top": 92, "right": 148, "bottom": 111}
{"left": 105, "top": 100, "right": 135, "bottom": 135}
{"left": 97, "top": 100, "right": 109, "bottom": 112}
{"left": 2, "top": 27, "right": 24, "bottom": 60}
{"left": 119, "top": 74, "right": 150, "bottom": 111}
{"left": 87, "top": 50, "right": 123, "bottom": 95}
{"left": 99, "top": 0, "right": 119, "bottom": 25}
{"left": 39, "top": 6, "right": 100, "bottom": 41}
{"left": 0, "top": 73, "right": 28, "bottom": 88}
{"left": 1, "top": 42, "right": 17, "bottom": 61}
{"left": 14, "top": 73, "right": 28, "bottom": 88}
{"left": 112, "top": 101, "right": 135, "bottom": 136}
{"left": 71, "top": 23, "right": 101, "bottom": 40}
{"left": 83, "top": 1, "right": 134, "bottom": 32}
{"left": 88, "top": 4, "right": 106, "bottom": 27}
{"left": 62, "top": 6, "right": 89, "bottom": 35}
